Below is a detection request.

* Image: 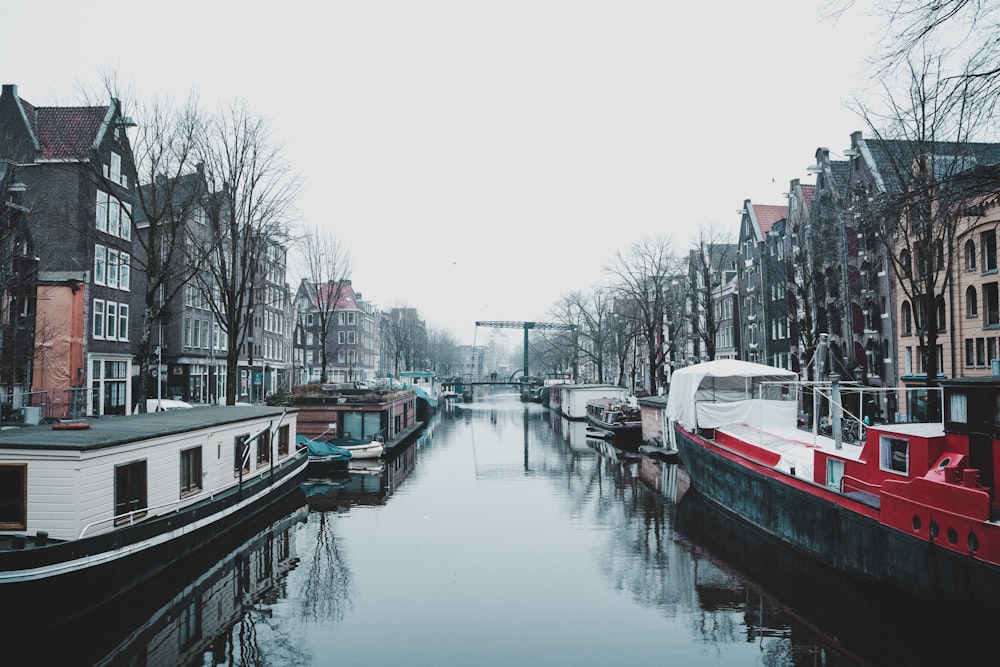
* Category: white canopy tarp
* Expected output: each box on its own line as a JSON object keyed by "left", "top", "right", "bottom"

{"left": 666, "top": 360, "right": 798, "bottom": 431}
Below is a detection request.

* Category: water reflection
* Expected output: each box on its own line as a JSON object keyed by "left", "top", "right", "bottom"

{"left": 5, "top": 494, "right": 309, "bottom": 665}
{"left": 13, "top": 399, "right": 993, "bottom": 664}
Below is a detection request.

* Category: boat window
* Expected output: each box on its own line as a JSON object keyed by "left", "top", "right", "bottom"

{"left": 949, "top": 393, "right": 968, "bottom": 424}
{"left": 826, "top": 459, "right": 845, "bottom": 490}
{"left": 278, "top": 425, "right": 290, "bottom": 457}
{"left": 234, "top": 434, "right": 251, "bottom": 475}
{"left": 938, "top": 457, "right": 952, "bottom": 469}
{"left": 257, "top": 428, "right": 272, "bottom": 466}
{"left": 880, "top": 436, "right": 909, "bottom": 475}
{"left": 180, "top": 447, "right": 203, "bottom": 495}
{"left": 0, "top": 463, "right": 27, "bottom": 530}
{"left": 114, "top": 460, "right": 148, "bottom": 522}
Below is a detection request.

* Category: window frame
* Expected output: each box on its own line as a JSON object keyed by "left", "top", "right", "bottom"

{"left": 0, "top": 463, "right": 27, "bottom": 530}
{"left": 114, "top": 460, "right": 148, "bottom": 523}
{"left": 180, "top": 447, "right": 203, "bottom": 497}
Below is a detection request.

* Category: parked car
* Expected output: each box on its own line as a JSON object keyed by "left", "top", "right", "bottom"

{"left": 134, "top": 399, "right": 193, "bottom": 413}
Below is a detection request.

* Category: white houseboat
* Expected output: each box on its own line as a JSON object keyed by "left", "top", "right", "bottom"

{"left": 0, "top": 406, "right": 308, "bottom": 621}
{"left": 560, "top": 384, "right": 630, "bottom": 420}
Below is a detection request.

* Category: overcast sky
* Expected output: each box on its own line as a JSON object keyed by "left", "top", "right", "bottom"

{"left": 3, "top": 1, "right": 886, "bottom": 344}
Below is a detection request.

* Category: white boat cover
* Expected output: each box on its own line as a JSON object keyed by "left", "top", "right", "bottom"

{"left": 666, "top": 360, "right": 798, "bottom": 430}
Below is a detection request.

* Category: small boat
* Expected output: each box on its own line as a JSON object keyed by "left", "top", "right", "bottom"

{"left": 585, "top": 396, "right": 642, "bottom": 448}
{"left": 665, "top": 358, "right": 1000, "bottom": 611}
{"left": 329, "top": 435, "right": 385, "bottom": 460}
{"left": 0, "top": 406, "right": 308, "bottom": 622}
{"left": 585, "top": 425, "right": 614, "bottom": 439}
{"left": 638, "top": 443, "right": 678, "bottom": 462}
{"left": 299, "top": 434, "right": 351, "bottom": 469}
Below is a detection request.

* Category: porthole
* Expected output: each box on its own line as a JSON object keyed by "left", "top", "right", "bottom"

{"left": 938, "top": 457, "right": 952, "bottom": 469}
{"left": 947, "top": 527, "right": 958, "bottom": 544}
{"left": 912, "top": 515, "right": 922, "bottom": 532}
{"left": 930, "top": 520, "right": 939, "bottom": 539}
{"left": 969, "top": 532, "right": 980, "bottom": 553}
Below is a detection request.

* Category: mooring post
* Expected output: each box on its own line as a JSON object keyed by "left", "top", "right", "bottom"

{"left": 831, "top": 373, "right": 842, "bottom": 450}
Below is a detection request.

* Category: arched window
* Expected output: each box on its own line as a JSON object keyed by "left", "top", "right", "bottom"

{"left": 966, "top": 239, "right": 977, "bottom": 271}
{"left": 936, "top": 295, "right": 946, "bottom": 332}
{"left": 902, "top": 301, "right": 913, "bottom": 335}
{"left": 968, "top": 286, "right": 979, "bottom": 317}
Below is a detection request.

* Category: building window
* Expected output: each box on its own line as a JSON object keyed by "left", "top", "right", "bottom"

{"left": 0, "top": 464, "right": 27, "bottom": 529}
{"left": 180, "top": 447, "right": 203, "bottom": 496}
{"left": 114, "top": 460, "right": 148, "bottom": 522}
{"left": 118, "top": 304, "right": 129, "bottom": 341}
{"left": 94, "top": 244, "right": 107, "bottom": 284}
{"left": 978, "top": 338, "right": 987, "bottom": 366}
{"left": 966, "top": 339, "right": 975, "bottom": 367}
{"left": 93, "top": 299, "right": 105, "bottom": 339}
{"left": 966, "top": 239, "right": 977, "bottom": 271}
{"left": 968, "top": 286, "right": 979, "bottom": 317}
{"left": 900, "top": 249, "right": 912, "bottom": 277}
{"left": 901, "top": 301, "right": 913, "bottom": 335}
{"left": 110, "top": 151, "right": 125, "bottom": 186}
{"left": 983, "top": 230, "right": 997, "bottom": 272}
{"left": 96, "top": 191, "right": 109, "bottom": 233}
{"left": 986, "top": 283, "right": 1000, "bottom": 326}
{"left": 119, "top": 253, "right": 130, "bottom": 290}
{"left": 106, "top": 302, "right": 117, "bottom": 340}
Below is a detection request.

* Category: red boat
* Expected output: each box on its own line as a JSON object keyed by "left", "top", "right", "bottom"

{"left": 666, "top": 359, "right": 1000, "bottom": 611}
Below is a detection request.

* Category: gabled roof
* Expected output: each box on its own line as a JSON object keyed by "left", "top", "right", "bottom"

{"left": 751, "top": 204, "right": 787, "bottom": 235}
{"left": 33, "top": 105, "right": 111, "bottom": 159}
{"left": 800, "top": 183, "right": 815, "bottom": 207}
{"left": 297, "top": 279, "right": 359, "bottom": 311}
{"left": 1, "top": 84, "right": 113, "bottom": 161}
{"left": 856, "top": 135, "right": 1000, "bottom": 196}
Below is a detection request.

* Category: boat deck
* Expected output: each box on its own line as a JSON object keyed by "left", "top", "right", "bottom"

{"left": 714, "top": 423, "right": 865, "bottom": 481}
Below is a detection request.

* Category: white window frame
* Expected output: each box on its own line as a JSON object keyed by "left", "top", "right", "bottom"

{"left": 93, "top": 299, "right": 105, "bottom": 339}
{"left": 119, "top": 253, "right": 130, "bottom": 291}
{"left": 94, "top": 244, "right": 107, "bottom": 285}
{"left": 118, "top": 303, "right": 129, "bottom": 342}
{"left": 105, "top": 301, "right": 117, "bottom": 340}
{"left": 96, "top": 191, "right": 109, "bottom": 233}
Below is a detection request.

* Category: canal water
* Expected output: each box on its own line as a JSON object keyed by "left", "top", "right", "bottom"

{"left": 9, "top": 392, "right": 996, "bottom": 666}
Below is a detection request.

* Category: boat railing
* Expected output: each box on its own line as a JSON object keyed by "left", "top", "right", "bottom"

{"left": 840, "top": 474, "right": 879, "bottom": 496}
{"left": 77, "top": 450, "right": 304, "bottom": 539}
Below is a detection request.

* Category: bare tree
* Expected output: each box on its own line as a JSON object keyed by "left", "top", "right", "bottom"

{"left": 425, "top": 327, "right": 460, "bottom": 375}
{"left": 605, "top": 236, "right": 678, "bottom": 394}
{"left": 382, "top": 306, "right": 425, "bottom": 376}
{"left": 686, "top": 225, "right": 738, "bottom": 362}
{"left": 118, "top": 91, "right": 207, "bottom": 410}
{"left": 193, "top": 101, "right": 300, "bottom": 405}
{"left": 297, "top": 228, "right": 353, "bottom": 383}
{"left": 552, "top": 289, "right": 613, "bottom": 384}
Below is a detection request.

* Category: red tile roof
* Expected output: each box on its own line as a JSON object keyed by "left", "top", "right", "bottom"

{"left": 752, "top": 204, "right": 787, "bottom": 234}
{"left": 30, "top": 104, "right": 108, "bottom": 159}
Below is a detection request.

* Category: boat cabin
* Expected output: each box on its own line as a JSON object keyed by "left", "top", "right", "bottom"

{"left": 815, "top": 380, "right": 995, "bottom": 496}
